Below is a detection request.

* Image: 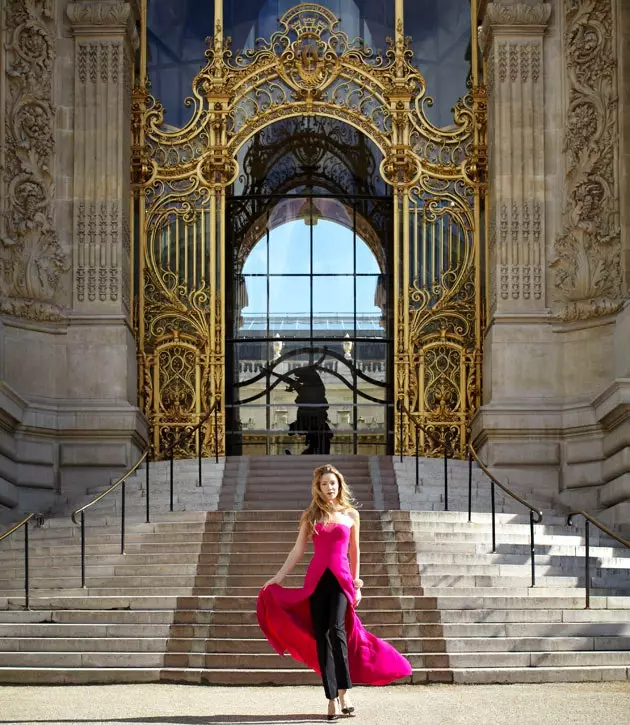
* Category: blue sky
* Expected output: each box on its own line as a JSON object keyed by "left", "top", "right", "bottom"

{"left": 242, "top": 220, "right": 381, "bottom": 316}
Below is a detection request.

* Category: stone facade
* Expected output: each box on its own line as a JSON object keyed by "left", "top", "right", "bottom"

{"left": 0, "top": 0, "right": 144, "bottom": 522}
{"left": 474, "top": 0, "right": 630, "bottom": 529}
{"left": 0, "top": 0, "right": 628, "bottom": 528}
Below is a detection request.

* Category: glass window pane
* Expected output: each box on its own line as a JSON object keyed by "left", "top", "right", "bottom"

{"left": 405, "top": 0, "right": 471, "bottom": 129}
{"left": 356, "top": 238, "right": 380, "bottom": 275}
{"left": 313, "top": 276, "right": 354, "bottom": 318}
{"left": 313, "top": 220, "right": 354, "bottom": 274}
{"left": 269, "top": 220, "right": 310, "bottom": 274}
{"left": 242, "top": 234, "right": 267, "bottom": 275}
{"left": 239, "top": 276, "right": 268, "bottom": 336}
{"left": 269, "top": 276, "right": 310, "bottom": 318}
{"left": 355, "top": 275, "right": 382, "bottom": 319}
{"left": 147, "top": 0, "right": 210, "bottom": 128}
{"left": 223, "top": 0, "right": 394, "bottom": 57}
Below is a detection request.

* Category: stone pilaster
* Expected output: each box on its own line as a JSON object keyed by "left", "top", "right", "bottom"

{"left": 482, "top": 1, "right": 551, "bottom": 316}
{"left": 67, "top": 0, "right": 137, "bottom": 314}
{"left": 473, "top": 2, "right": 565, "bottom": 500}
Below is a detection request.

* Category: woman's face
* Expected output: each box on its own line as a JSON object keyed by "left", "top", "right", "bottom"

{"left": 319, "top": 472, "right": 340, "bottom": 503}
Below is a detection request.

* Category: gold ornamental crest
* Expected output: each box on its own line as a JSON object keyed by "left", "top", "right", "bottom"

{"left": 276, "top": 6, "right": 342, "bottom": 96}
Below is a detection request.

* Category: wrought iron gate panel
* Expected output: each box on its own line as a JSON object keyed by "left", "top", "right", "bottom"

{"left": 132, "top": 2, "right": 487, "bottom": 458}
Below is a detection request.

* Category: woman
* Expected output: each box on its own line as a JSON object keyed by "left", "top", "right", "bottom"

{"left": 257, "top": 464, "right": 412, "bottom": 721}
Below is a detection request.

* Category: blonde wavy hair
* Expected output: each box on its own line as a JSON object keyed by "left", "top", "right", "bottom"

{"left": 300, "top": 464, "right": 355, "bottom": 537}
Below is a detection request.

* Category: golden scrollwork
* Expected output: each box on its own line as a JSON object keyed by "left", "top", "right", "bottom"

{"left": 133, "top": 3, "right": 486, "bottom": 459}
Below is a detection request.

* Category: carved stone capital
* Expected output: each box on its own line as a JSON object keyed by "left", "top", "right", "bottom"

{"left": 67, "top": 1, "right": 138, "bottom": 47}
{"left": 481, "top": 2, "right": 551, "bottom": 49}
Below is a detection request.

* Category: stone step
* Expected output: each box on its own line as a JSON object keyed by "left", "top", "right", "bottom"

{"left": 2, "top": 605, "right": 629, "bottom": 626}
{"left": 0, "top": 651, "right": 165, "bottom": 667}
{"left": 0, "top": 664, "right": 627, "bottom": 685}
{"left": 3, "top": 593, "right": 627, "bottom": 612}
{"left": 165, "top": 650, "right": 630, "bottom": 670}
{"left": 4, "top": 573, "right": 625, "bottom": 593}
{"left": 2, "top": 620, "right": 629, "bottom": 639}
{"left": 0, "top": 637, "right": 170, "bottom": 652}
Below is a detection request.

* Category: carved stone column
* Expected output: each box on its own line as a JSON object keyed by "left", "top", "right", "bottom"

{"left": 67, "top": 0, "right": 137, "bottom": 314}
{"left": 475, "top": 0, "right": 630, "bottom": 526}
{"left": 482, "top": 1, "right": 551, "bottom": 316}
{"left": 472, "top": 1, "right": 560, "bottom": 495}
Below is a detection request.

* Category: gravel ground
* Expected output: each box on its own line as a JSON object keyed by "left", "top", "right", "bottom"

{"left": 0, "top": 683, "right": 629, "bottom": 725}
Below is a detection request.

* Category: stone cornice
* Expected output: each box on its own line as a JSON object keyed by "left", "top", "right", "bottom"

{"left": 486, "top": 2, "right": 552, "bottom": 26}
{"left": 67, "top": 1, "right": 138, "bottom": 47}
{"left": 480, "top": 1, "right": 552, "bottom": 49}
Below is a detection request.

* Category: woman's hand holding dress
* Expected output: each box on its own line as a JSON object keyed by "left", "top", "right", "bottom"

{"left": 262, "top": 575, "right": 284, "bottom": 589}
{"left": 353, "top": 588, "right": 362, "bottom": 608}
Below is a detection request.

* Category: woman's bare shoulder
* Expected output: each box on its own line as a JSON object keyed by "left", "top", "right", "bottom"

{"left": 346, "top": 508, "right": 360, "bottom": 522}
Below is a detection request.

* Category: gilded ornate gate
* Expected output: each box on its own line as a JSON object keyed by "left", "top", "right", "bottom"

{"left": 131, "top": 2, "right": 487, "bottom": 458}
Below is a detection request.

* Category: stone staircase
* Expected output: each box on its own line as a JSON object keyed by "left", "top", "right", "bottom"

{"left": 0, "top": 455, "right": 629, "bottom": 684}
{"left": 395, "top": 457, "right": 563, "bottom": 515}
{"left": 217, "top": 454, "right": 400, "bottom": 511}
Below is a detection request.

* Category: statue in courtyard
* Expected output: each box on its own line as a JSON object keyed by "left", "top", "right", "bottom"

{"left": 285, "top": 365, "right": 333, "bottom": 455}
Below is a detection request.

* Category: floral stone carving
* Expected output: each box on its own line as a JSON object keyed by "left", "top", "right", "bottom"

{"left": 0, "top": 0, "right": 68, "bottom": 320}
{"left": 551, "top": 0, "right": 622, "bottom": 321}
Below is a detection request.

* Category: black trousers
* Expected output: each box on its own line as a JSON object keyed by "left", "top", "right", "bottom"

{"left": 309, "top": 568, "right": 352, "bottom": 699}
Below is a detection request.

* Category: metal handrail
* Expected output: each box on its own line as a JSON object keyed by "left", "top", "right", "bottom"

{"left": 163, "top": 399, "right": 220, "bottom": 511}
{"left": 468, "top": 442, "right": 543, "bottom": 587}
{"left": 398, "top": 401, "right": 452, "bottom": 510}
{"left": 0, "top": 512, "right": 44, "bottom": 608}
{"left": 71, "top": 451, "right": 148, "bottom": 525}
{"left": 71, "top": 449, "right": 148, "bottom": 588}
{"left": 567, "top": 511, "right": 630, "bottom": 609}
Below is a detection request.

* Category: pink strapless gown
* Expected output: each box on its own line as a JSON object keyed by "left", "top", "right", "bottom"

{"left": 256, "top": 522, "right": 412, "bottom": 685}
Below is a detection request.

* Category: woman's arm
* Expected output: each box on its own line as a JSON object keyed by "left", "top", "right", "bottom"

{"left": 348, "top": 509, "right": 362, "bottom": 606}
{"left": 262, "top": 519, "right": 309, "bottom": 588}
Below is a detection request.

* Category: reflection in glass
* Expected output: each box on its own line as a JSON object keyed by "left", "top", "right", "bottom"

{"left": 313, "top": 276, "right": 354, "bottom": 317}
{"left": 405, "top": 0, "right": 471, "bottom": 128}
{"left": 224, "top": 0, "right": 394, "bottom": 56}
{"left": 269, "top": 222, "right": 310, "bottom": 275}
{"left": 146, "top": 0, "right": 211, "bottom": 128}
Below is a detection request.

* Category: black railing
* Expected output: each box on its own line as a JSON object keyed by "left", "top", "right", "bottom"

{"left": 0, "top": 513, "right": 44, "bottom": 608}
{"left": 162, "top": 400, "right": 220, "bottom": 512}
{"left": 469, "top": 443, "right": 543, "bottom": 587}
{"left": 567, "top": 511, "right": 630, "bottom": 609}
{"left": 69, "top": 399, "right": 220, "bottom": 588}
{"left": 71, "top": 451, "right": 148, "bottom": 588}
{"left": 398, "top": 402, "right": 452, "bottom": 511}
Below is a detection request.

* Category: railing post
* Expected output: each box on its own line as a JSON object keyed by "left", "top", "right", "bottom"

{"left": 415, "top": 423, "right": 419, "bottom": 492}
{"left": 443, "top": 434, "right": 449, "bottom": 512}
{"left": 490, "top": 481, "right": 496, "bottom": 553}
{"left": 169, "top": 451, "right": 174, "bottom": 513}
{"left": 585, "top": 519, "right": 591, "bottom": 609}
{"left": 80, "top": 511, "right": 86, "bottom": 589}
{"left": 529, "top": 510, "right": 536, "bottom": 587}
{"left": 399, "top": 402, "right": 403, "bottom": 463}
{"left": 214, "top": 403, "right": 219, "bottom": 464}
{"left": 24, "top": 520, "right": 29, "bottom": 610}
{"left": 121, "top": 480, "right": 126, "bottom": 555}
{"left": 467, "top": 450, "right": 473, "bottom": 523}
{"left": 198, "top": 427, "right": 202, "bottom": 487}
{"left": 145, "top": 449, "right": 150, "bottom": 524}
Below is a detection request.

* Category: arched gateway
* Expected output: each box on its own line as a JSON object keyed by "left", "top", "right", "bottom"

{"left": 132, "top": 2, "right": 487, "bottom": 459}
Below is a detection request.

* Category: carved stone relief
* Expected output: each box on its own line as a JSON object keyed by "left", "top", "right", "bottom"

{"left": 484, "top": 2, "right": 553, "bottom": 27}
{"left": 488, "top": 42, "right": 546, "bottom": 307}
{"left": 482, "top": 2, "right": 550, "bottom": 312}
{"left": 0, "top": 0, "right": 68, "bottom": 321}
{"left": 551, "top": 0, "right": 622, "bottom": 321}
{"left": 68, "top": 2, "right": 136, "bottom": 309}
